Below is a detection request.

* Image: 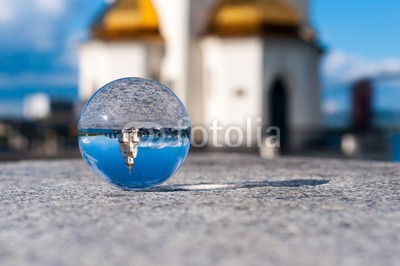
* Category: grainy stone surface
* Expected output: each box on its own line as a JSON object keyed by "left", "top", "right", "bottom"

{"left": 0, "top": 153, "right": 399, "bottom": 266}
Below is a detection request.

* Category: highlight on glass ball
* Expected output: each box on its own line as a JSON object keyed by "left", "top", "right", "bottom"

{"left": 78, "top": 78, "right": 191, "bottom": 190}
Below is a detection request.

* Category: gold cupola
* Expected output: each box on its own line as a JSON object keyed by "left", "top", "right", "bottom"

{"left": 206, "top": 0, "right": 306, "bottom": 37}
{"left": 91, "top": 0, "right": 161, "bottom": 40}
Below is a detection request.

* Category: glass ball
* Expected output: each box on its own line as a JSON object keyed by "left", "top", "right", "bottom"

{"left": 78, "top": 78, "right": 190, "bottom": 190}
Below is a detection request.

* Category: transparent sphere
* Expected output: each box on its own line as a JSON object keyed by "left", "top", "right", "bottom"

{"left": 78, "top": 78, "right": 190, "bottom": 190}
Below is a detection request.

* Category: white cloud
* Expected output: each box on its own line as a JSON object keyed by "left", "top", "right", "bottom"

{"left": 37, "top": 0, "right": 66, "bottom": 16}
{"left": 0, "top": 0, "right": 14, "bottom": 23}
{"left": 0, "top": 0, "right": 69, "bottom": 51}
{"left": 323, "top": 50, "right": 400, "bottom": 83}
{"left": 0, "top": 0, "right": 107, "bottom": 93}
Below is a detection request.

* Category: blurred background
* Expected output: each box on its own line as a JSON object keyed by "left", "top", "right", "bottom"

{"left": 0, "top": 0, "right": 399, "bottom": 161}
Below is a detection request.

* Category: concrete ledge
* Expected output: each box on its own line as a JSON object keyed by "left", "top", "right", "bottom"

{"left": 1, "top": 153, "right": 399, "bottom": 265}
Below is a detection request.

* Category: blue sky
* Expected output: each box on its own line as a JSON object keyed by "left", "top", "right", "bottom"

{"left": 0, "top": 0, "right": 399, "bottom": 118}
{"left": 312, "top": 0, "right": 400, "bottom": 115}
{"left": 0, "top": 0, "right": 106, "bottom": 117}
{"left": 313, "top": 1, "right": 400, "bottom": 59}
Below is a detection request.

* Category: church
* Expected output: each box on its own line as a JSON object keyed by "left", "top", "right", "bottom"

{"left": 78, "top": 0, "right": 322, "bottom": 153}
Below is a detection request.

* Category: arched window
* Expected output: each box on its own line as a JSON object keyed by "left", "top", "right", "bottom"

{"left": 268, "top": 77, "right": 289, "bottom": 153}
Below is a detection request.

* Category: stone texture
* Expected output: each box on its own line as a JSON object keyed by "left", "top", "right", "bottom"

{"left": 0, "top": 153, "right": 399, "bottom": 266}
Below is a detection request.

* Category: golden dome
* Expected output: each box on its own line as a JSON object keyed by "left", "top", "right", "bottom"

{"left": 206, "top": 0, "right": 304, "bottom": 36}
{"left": 92, "top": 0, "right": 161, "bottom": 40}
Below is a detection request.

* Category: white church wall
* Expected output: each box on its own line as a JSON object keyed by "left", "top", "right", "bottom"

{"left": 105, "top": 42, "right": 147, "bottom": 81}
{"left": 186, "top": 42, "right": 205, "bottom": 126}
{"left": 79, "top": 41, "right": 162, "bottom": 100}
{"left": 151, "top": 0, "right": 190, "bottom": 105}
{"left": 152, "top": 0, "right": 215, "bottom": 111}
{"left": 201, "top": 37, "right": 264, "bottom": 146}
{"left": 263, "top": 37, "right": 321, "bottom": 148}
{"left": 186, "top": 0, "right": 217, "bottom": 127}
{"left": 79, "top": 41, "right": 101, "bottom": 100}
